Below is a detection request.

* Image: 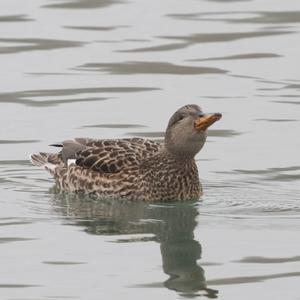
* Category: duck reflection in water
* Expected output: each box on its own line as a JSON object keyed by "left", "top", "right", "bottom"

{"left": 52, "top": 193, "right": 218, "bottom": 298}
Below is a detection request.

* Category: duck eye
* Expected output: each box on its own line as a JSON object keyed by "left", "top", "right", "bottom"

{"left": 177, "top": 114, "right": 185, "bottom": 122}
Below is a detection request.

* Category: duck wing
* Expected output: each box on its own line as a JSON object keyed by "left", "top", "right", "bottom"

{"left": 60, "top": 138, "right": 161, "bottom": 174}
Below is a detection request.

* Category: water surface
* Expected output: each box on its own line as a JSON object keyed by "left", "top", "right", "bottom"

{"left": 0, "top": 0, "right": 299, "bottom": 299}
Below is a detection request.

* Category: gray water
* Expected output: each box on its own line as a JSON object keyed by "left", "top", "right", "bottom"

{"left": 0, "top": 0, "right": 300, "bottom": 299}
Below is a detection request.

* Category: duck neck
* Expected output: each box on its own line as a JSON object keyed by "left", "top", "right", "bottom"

{"left": 161, "top": 146, "right": 196, "bottom": 163}
{"left": 164, "top": 130, "right": 207, "bottom": 159}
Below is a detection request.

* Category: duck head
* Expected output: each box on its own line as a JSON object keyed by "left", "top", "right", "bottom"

{"left": 165, "top": 104, "right": 222, "bottom": 158}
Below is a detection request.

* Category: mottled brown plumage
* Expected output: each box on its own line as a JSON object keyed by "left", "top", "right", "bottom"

{"left": 30, "top": 104, "right": 221, "bottom": 201}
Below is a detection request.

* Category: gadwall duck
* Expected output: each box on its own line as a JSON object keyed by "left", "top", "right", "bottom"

{"left": 30, "top": 104, "right": 222, "bottom": 201}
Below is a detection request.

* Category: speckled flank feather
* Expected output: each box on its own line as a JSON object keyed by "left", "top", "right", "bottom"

{"left": 30, "top": 105, "right": 221, "bottom": 201}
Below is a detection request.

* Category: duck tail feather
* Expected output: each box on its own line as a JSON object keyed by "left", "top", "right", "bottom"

{"left": 30, "top": 152, "right": 48, "bottom": 167}
{"left": 49, "top": 143, "right": 63, "bottom": 147}
{"left": 29, "top": 152, "right": 58, "bottom": 174}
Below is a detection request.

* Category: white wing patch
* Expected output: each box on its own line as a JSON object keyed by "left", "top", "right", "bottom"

{"left": 67, "top": 159, "right": 76, "bottom": 167}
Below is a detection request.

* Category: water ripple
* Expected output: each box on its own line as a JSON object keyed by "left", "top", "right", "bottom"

{"left": 43, "top": 0, "right": 124, "bottom": 9}
{"left": 167, "top": 11, "right": 300, "bottom": 24}
{"left": 78, "top": 61, "right": 227, "bottom": 75}
{"left": 0, "top": 15, "right": 33, "bottom": 22}
{"left": 118, "top": 30, "right": 294, "bottom": 53}
{"left": 0, "top": 87, "right": 160, "bottom": 107}
{"left": 188, "top": 53, "right": 282, "bottom": 62}
{"left": 0, "top": 38, "right": 83, "bottom": 55}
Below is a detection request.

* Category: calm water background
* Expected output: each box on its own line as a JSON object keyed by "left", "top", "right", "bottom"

{"left": 0, "top": 0, "right": 300, "bottom": 299}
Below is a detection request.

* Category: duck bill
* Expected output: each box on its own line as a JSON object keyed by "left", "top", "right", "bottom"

{"left": 194, "top": 113, "right": 222, "bottom": 131}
